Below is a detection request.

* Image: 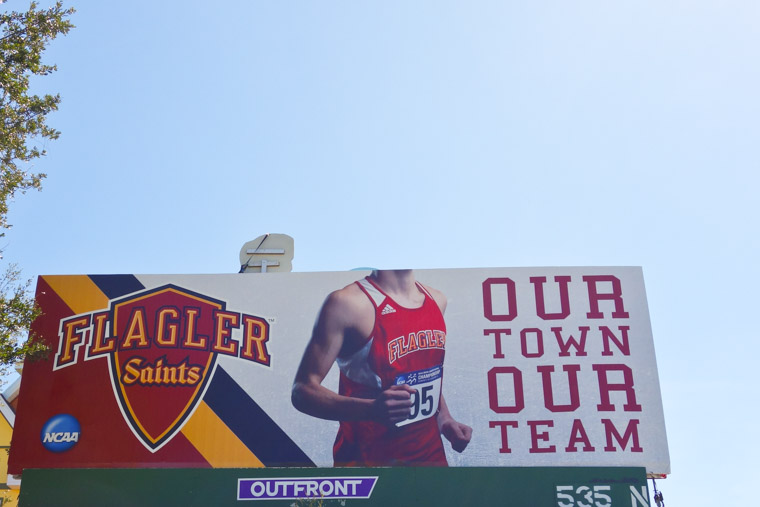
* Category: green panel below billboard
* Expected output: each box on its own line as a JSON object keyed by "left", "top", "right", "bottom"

{"left": 19, "top": 467, "right": 651, "bottom": 507}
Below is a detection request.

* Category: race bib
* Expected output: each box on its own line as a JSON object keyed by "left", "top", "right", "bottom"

{"left": 394, "top": 365, "right": 442, "bottom": 427}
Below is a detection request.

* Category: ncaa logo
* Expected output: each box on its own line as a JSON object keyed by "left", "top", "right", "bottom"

{"left": 41, "top": 414, "right": 81, "bottom": 452}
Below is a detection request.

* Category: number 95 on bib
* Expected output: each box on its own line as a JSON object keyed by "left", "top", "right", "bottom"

{"left": 394, "top": 365, "right": 443, "bottom": 427}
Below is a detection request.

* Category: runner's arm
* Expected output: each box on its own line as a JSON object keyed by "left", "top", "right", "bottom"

{"left": 437, "top": 396, "right": 472, "bottom": 453}
{"left": 291, "top": 288, "right": 414, "bottom": 423}
{"left": 426, "top": 286, "right": 471, "bottom": 451}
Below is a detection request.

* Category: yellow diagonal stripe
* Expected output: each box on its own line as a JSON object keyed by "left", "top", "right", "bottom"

{"left": 41, "top": 275, "right": 110, "bottom": 314}
{"left": 181, "top": 401, "right": 264, "bottom": 468}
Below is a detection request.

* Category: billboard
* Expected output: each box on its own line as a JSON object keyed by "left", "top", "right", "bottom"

{"left": 8, "top": 267, "right": 669, "bottom": 475}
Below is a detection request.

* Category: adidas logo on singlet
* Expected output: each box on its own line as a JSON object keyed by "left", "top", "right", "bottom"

{"left": 381, "top": 304, "right": 396, "bottom": 315}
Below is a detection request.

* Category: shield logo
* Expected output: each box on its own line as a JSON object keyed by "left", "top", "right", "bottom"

{"left": 108, "top": 285, "right": 224, "bottom": 451}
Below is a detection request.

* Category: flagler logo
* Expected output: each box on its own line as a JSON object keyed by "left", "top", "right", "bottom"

{"left": 53, "top": 285, "right": 271, "bottom": 452}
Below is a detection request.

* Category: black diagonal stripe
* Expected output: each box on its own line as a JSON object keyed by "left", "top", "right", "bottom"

{"left": 88, "top": 275, "right": 145, "bottom": 299}
{"left": 204, "top": 366, "right": 315, "bottom": 467}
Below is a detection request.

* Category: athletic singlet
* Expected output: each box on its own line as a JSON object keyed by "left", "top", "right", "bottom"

{"left": 332, "top": 276, "right": 448, "bottom": 466}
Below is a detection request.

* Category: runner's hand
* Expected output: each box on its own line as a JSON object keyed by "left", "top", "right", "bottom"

{"left": 441, "top": 419, "right": 472, "bottom": 453}
{"left": 372, "top": 384, "right": 415, "bottom": 425}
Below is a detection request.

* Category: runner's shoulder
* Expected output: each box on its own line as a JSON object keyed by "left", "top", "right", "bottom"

{"left": 421, "top": 284, "right": 447, "bottom": 314}
{"left": 322, "top": 282, "right": 375, "bottom": 326}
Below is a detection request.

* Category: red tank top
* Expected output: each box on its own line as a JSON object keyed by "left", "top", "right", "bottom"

{"left": 333, "top": 276, "right": 448, "bottom": 466}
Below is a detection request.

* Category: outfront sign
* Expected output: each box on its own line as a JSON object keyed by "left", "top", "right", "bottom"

{"left": 9, "top": 268, "right": 669, "bottom": 475}
{"left": 19, "top": 467, "right": 651, "bottom": 506}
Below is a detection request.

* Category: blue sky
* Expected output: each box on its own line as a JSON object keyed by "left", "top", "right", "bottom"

{"left": 5, "top": 0, "right": 759, "bottom": 504}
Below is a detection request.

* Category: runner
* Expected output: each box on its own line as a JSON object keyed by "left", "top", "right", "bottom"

{"left": 292, "top": 269, "right": 472, "bottom": 466}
